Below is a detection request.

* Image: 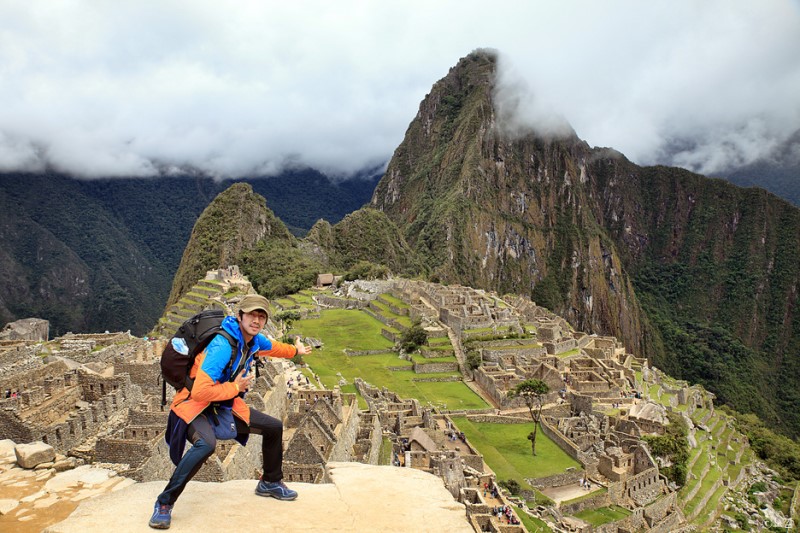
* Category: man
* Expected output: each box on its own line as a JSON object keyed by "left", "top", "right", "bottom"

{"left": 149, "top": 294, "right": 313, "bottom": 529}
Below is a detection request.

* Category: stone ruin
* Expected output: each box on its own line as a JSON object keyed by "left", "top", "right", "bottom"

{"left": 1, "top": 274, "right": 725, "bottom": 532}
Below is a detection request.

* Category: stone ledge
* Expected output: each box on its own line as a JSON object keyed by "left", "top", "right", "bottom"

{"left": 45, "top": 462, "right": 473, "bottom": 533}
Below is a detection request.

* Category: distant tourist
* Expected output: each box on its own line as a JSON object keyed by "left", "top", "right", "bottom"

{"left": 149, "top": 294, "right": 313, "bottom": 529}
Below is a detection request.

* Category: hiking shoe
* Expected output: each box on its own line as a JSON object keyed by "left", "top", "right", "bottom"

{"left": 149, "top": 501, "right": 173, "bottom": 529}
{"left": 255, "top": 479, "right": 298, "bottom": 501}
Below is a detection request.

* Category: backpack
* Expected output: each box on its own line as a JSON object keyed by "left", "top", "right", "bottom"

{"left": 159, "top": 309, "right": 239, "bottom": 407}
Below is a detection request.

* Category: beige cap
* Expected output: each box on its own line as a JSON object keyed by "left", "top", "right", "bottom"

{"left": 239, "top": 294, "right": 270, "bottom": 314}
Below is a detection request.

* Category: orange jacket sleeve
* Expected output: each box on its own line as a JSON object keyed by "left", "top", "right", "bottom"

{"left": 255, "top": 334, "right": 298, "bottom": 359}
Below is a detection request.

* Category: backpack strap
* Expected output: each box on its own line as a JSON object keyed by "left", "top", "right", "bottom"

{"left": 183, "top": 330, "right": 239, "bottom": 396}
{"left": 218, "top": 330, "right": 240, "bottom": 383}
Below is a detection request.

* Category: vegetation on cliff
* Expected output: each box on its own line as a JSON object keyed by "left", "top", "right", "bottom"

{"left": 368, "top": 50, "right": 800, "bottom": 439}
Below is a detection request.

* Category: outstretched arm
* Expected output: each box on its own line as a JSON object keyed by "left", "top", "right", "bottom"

{"left": 255, "top": 334, "right": 313, "bottom": 359}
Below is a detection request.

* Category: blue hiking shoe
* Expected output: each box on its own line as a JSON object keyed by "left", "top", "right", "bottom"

{"left": 255, "top": 479, "right": 298, "bottom": 501}
{"left": 149, "top": 501, "right": 173, "bottom": 529}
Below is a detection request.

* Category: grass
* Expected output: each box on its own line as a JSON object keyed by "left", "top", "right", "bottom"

{"left": 451, "top": 417, "right": 581, "bottom": 491}
{"left": 485, "top": 343, "right": 543, "bottom": 352}
{"left": 379, "top": 437, "right": 393, "bottom": 465}
{"left": 691, "top": 407, "right": 709, "bottom": 425}
{"left": 518, "top": 511, "right": 552, "bottom": 532}
{"left": 379, "top": 293, "right": 410, "bottom": 308}
{"left": 409, "top": 352, "right": 456, "bottom": 364}
{"left": 696, "top": 483, "right": 728, "bottom": 526}
{"left": 561, "top": 487, "right": 607, "bottom": 506}
{"left": 294, "top": 309, "right": 488, "bottom": 410}
{"left": 297, "top": 309, "right": 395, "bottom": 352}
{"left": 339, "top": 383, "right": 368, "bottom": 410}
{"left": 557, "top": 348, "right": 581, "bottom": 358}
{"left": 573, "top": 505, "right": 631, "bottom": 526}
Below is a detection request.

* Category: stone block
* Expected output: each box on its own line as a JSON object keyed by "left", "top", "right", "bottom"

{"left": 0, "top": 499, "right": 19, "bottom": 515}
{"left": 0, "top": 439, "right": 16, "bottom": 458}
{"left": 15, "top": 441, "right": 56, "bottom": 469}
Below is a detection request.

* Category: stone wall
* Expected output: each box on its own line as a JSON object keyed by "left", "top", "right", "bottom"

{"left": 623, "top": 467, "right": 661, "bottom": 506}
{"left": 114, "top": 361, "right": 162, "bottom": 396}
{"left": 328, "top": 396, "right": 361, "bottom": 462}
{"left": 1, "top": 369, "right": 143, "bottom": 455}
{"left": 413, "top": 361, "right": 459, "bottom": 374}
{"left": 461, "top": 453, "right": 485, "bottom": 473}
{"left": 559, "top": 489, "right": 611, "bottom": 515}
{"left": 643, "top": 491, "right": 677, "bottom": 526}
{"left": 315, "top": 295, "right": 369, "bottom": 310}
{"left": 220, "top": 434, "right": 265, "bottom": 481}
{"left": 0, "top": 357, "right": 65, "bottom": 394}
{"left": 528, "top": 468, "right": 585, "bottom": 490}
{"left": 465, "top": 414, "right": 528, "bottom": 424}
{"left": 125, "top": 437, "right": 174, "bottom": 482}
{"left": 649, "top": 509, "right": 684, "bottom": 533}
{"left": 540, "top": 417, "right": 594, "bottom": 467}
{"left": 94, "top": 435, "right": 161, "bottom": 468}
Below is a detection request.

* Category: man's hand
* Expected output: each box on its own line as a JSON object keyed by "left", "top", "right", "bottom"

{"left": 295, "top": 336, "right": 313, "bottom": 356}
{"left": 234, "top": 369, "right": 253, "bottom": 392}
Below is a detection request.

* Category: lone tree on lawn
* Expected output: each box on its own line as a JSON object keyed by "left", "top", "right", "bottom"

{"left": 509, "top": 379, "right": 550, "bottom": 456}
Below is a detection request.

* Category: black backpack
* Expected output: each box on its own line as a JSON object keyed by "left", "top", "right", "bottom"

{"left": 159, "top": 309, "right": 239, "bottom": 407}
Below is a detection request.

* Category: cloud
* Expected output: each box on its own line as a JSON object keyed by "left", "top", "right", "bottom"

{"left": 0, "top": 0, "right": 798, "bottom": 178}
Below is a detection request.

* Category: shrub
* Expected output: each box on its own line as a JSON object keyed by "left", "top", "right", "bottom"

{"left": 499, "top": 479, "right": 521, "bottom": 495}
{"left": 466, "top": 350, "right": 482, "bottom": 370}
{"left": 399, "top": 321, "right": 428, "bottom": 353}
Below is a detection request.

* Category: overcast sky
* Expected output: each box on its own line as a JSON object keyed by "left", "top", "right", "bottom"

{"left": 1, "top": 0, "right": 799, "bottom": 179}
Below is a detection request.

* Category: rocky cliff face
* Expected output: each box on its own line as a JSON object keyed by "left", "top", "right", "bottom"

{"left": 371, "top": 50, "right": 800, "bottom": 437}
{"left": 371, "top": 50, "right": 648, "bottom": 356}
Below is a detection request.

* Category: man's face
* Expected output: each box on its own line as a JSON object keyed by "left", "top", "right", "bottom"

{"left": 240, "top": 309, "right": 267, "bottom": 338}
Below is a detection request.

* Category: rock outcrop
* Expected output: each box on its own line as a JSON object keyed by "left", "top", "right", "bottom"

{"left": 45, "top": 462, "right": 473, "bottom": 533}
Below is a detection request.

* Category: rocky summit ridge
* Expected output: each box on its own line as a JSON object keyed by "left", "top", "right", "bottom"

{"left": 369, "top": 49, "right": 800, "bottom": 439}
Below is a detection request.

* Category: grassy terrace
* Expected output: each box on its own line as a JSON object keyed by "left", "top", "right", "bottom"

{"left": 409, "top": 352, "right": 456, "bottom": 364}
{"left": 451, "top": 418, "right": 581, "bottom": 504}
{"left": 557, "top": 348, "right": 581, "bottom": 358}
{"left": 573, "top": 505, "right": 631, "bottom": 527}
{"left": 378, "top": 293, "right": 410, "bottom": 309}
{"left": 370, "top": 299, "right": 413, "bottom": 328}
{"left": 482, "top": 342, "right": 543, "bottom": 351}
{"left": 518, "top": 512, "right": 552, "bottom": 532}
{"left": 294, "top": 308, "right": 487, "bottom": 411}
{"left": 677, "top": 406, "right": 749, "bottom": 528}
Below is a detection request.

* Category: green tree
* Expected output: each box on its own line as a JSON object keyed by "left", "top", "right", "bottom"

{"left": 509, "top": 379, "right": 550, "bottom": 456}
{"left": 641, "top": 411, "right": 689, "bottom": 485}
{"left": 276, "top": 309, "right": 302, "bottom": 331}
{"left": 399, "top": 320, "right": 428, "bottom": 353}
{"left": 466, "top": 349, "right": 482, "bottom": 370}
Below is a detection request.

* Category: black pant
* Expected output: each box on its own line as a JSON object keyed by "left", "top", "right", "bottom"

{"left": 157, "top": 409, "right": 284, "bottom": 505}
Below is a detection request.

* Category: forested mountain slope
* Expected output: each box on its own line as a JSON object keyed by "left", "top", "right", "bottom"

{"left": 370, "top": 50, "right": 800, "bottom": 438}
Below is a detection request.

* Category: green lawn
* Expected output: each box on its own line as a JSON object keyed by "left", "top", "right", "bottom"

{"left": 557, "top": 348, "right": 581, "bottom": 358}
{"left": 451, "top": 417, "right": 581, "bottom": 491}
{"left": 409, "top": 352, "right": 456, "bottom": 364}
{"left": 519, "top": 511, "right": 552, "bottom": 532}
{"left": 294, "top": 309, "right": 487, "bottom": 410}
{"left": 573, "top": 505, "right": 631, "bottom": 526}
{"left": 297, "top": 309, "right": 395, "bottom": 352}
{"left": 379, "top": 293, "right": 410, "bottom": 309}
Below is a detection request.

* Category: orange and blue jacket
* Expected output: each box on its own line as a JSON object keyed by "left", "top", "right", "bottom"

{"left": 170, "top": 316, "right": 298, "bottom": 426}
